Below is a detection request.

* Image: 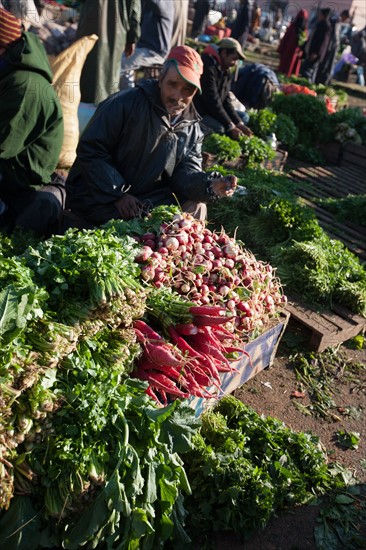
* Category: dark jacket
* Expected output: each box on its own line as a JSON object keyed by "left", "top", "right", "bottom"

{"left": 232, "top": 63, "right": 279, "bottom": 109}
{"left": 0, "top": 32, "right": 63, "bottom": 193}
{"left": 193, "top": 45, "right": 242, "bottom": 132}
{"left": 66, "top": 80, "right": 212, "bottom": 225}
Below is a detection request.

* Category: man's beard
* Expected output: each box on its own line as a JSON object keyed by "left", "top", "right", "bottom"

{"left": 166, "top": 100, "right": 187, "bottom": 116}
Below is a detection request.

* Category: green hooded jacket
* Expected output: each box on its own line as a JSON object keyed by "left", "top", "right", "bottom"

{"left": 0, "top": 32, "right": 63, "bottom": 192}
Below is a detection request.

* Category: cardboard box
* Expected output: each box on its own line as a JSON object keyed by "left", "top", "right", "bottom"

{"left": 190, "top": 312, "right": 289, "bottom": 415}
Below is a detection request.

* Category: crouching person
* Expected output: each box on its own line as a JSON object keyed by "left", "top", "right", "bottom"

{"left": 65, "top": 45, "right": 237, "bottom": 228}
{"left": 0, "top": 7, "right": 64, "bottom": 237}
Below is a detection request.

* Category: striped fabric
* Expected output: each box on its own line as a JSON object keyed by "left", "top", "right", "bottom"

{"left": 0, "top": 7, "right": 22, "bottom": 48}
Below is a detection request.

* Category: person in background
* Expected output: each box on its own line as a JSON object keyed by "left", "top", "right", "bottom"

{"left": 194, "top": 37, "right": 253, "bottom": 140}
{"left": 229, "top": 0, "right": 250, "bottom": 48}
{"left": 232, "top": 62, "right": 280, "bottom": 110}
{"left": 300, "top": 7, "right": 332, "bottom": 83}
{"left": 277, "top": 9, "right": 308, "bottom": 77}
{"left": 0, "top": 7, "right": 64, "bottom": 237}
{"left": 170, "top": 0, "right": 189, "bottom": 49}
{"left": 76, "top": 0, "right": 141, "bottom": 104}
{"left": 315, "top": 10, "right": 343, "bottom": 85}
{"left": 120, "top": 0, "right": 174, "bottom": 89}
{"left": 350, "top": 30, "right": 366, "bottom": 86}
{"left": 65, "top": 45, "right": 237, "bottom": 228}
{"left": 250, "top": 2, "right": 261, "bottom": 36}
{"left": 190, "top": 0, "right": 210, "bottom": 39}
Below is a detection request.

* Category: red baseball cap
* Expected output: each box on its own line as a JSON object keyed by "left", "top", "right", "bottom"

{"left": 0, "top": 8, "right": 22, "bottom": 48}
{"left": 167, "top": 45, "right": 203, "bottom": 93}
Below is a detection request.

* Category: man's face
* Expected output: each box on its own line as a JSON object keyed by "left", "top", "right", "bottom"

{"left": 159, "top": 66, "right": 198, "bottom": 116}
{"left": 220, "top": 50, "right": 239, "bottom": 71}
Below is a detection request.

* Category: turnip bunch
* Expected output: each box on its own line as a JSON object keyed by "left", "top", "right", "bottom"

{"left": 135, "top": 213, "right": 287, "bottom": 337}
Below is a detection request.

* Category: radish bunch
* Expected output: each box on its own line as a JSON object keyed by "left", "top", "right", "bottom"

{"left": 132, "top": 317, "right": 241, "bottom": 406}
{"left": 135, "top": 213, "right": 286, "bottom": 336}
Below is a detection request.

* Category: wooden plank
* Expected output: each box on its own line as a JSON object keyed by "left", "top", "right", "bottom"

{"left": 286, "top": 296, "right": 366, "bottom": 352}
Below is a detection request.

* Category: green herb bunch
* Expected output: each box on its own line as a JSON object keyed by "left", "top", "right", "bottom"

{"left": 248, "top": 108, "right": 277, "bottom": 139}
{"left": 239, "top": 135, "right": 275, "bottom": 168}
{"left": 184, "top": 395, "right": 340, "bottom": 539}
{"left": 202, "top": 133, "right": 242, "bottom": 161}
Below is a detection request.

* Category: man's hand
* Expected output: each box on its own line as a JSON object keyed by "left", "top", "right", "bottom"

{"left": 114, "top": 194, "right": 143, "bottom": 219}
{"left": 124, "top": 43, "right": 135, "bottom": 58}
{"left": 227, "top": 126, "right": 244, "bottom": 141}
{"left": 237, "top": 121, "right": 253, "bottom": 137}
{"left": 211, "top": 175, "right": 237, "bottom": 197}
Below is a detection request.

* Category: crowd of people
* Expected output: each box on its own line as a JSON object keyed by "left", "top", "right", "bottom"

{"left": 0, "top": 1, "right": 365, "bottom": 238}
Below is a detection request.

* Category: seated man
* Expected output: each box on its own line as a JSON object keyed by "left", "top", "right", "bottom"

{"left": 0, "top": 7, "right": 64, "bottom": 237}
{"left": 193, "top": 37, "right": 253, "bottom": 141}
{"left": 65, "top": 45, "right": 237, "bottom": 227}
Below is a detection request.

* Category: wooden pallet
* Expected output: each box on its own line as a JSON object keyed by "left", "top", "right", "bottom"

{"left": 286, "top": 296, "right": 366, "bottom": 352}
{"left": 287, "top": 162, "right": 366, "bottom": 262}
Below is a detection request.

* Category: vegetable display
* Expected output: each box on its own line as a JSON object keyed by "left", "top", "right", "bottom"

{"left": 0, "top": 207, "right": 288, "bottom": 546}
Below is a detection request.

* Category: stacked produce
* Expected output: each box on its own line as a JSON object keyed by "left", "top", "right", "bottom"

{"left": 0, "top": 209, "right": 288, "bottom": 547}
{"left": 108, "top": 208, "right": 286, "bottom": 404}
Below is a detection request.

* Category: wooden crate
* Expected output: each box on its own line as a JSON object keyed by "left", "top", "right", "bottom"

{"left": 262, "top": 148, "right": 288, "bottom": 172}
{"left": 340, "top": 142, "right": 366, "bottom": 169}
{"left": 285, "top": 295, "right": 366, "bottom": 352}
{"left": 318, "top": 141, "right": 342, "bottom": 165}
{"left": 190, "top": 312, "right": 289, "bottom": 415}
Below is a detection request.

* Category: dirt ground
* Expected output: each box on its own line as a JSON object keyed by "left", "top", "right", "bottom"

{"left": 205, "top": 317, "right": 366, "bottom": 550}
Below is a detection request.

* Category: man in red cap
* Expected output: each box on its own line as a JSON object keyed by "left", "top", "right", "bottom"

{"left": 65, "top": 45, "right": 237, "bottom": 227}
{"left": 0, "top": 7, "right": 64, "bottom": 237}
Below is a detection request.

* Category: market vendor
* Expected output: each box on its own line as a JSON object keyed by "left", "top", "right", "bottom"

{"left": 193, "top": 37, "right": 253, "bottom": 141}
{"left": 0, "top": 7, "right": 65, "bottom": 237}
{"left": 65, "top": 45, "right": 237, "bottom": 227}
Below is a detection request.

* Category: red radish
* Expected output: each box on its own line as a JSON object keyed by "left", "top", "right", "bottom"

{"left": 140, "top": 264, "right": 155, "bottom": 281}
{"left": 175, "top": 323, "right": 199, "bottom": 336}
{"left": 141, "top": 232, "right": 156, "bottom": 241}
{"left": 180, "top": 284, "right": 191, "bottom": 294}
{"left": 218, "top": 285, "right": 230, "bottom": 297}
{"left": 143, "top": 239, "right": 156, "bottom": 249}
{"left": 189, "top": 305, "right": 226, "bottom": 316}
{"left": 144, "top": 341, "right": 183, "bottom": 368}
{"left": 137, "top": 371, "right": 189, "bottom": 399}
{"left": 133, "top": 320, "right": 164, "bottom": 341}
{"left": 225, "top": 258, "right": 235, "bottom": 269}
{"left": 158, "top": 246, "right": 168, "bottom": 255}
{"left": 193, "top": 314, "right": 235, "bottom": 327}
{"left": 135, "top": 246, "right": 153, "bottom": 263}
{"left": 223, "top": 244, "right": 238, "bottom": 259}
{"left": 164, "top": 237, "right": 180, "bottom": 251}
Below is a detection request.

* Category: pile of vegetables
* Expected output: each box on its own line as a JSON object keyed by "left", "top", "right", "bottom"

{"left": 129, "top": 211, "right": 286, "bottom": 333}
{"left": 183, "top": 395, "right": 344, "bottom": 540}
{"left": 202, "top": 132, "right": 275, "bottom": 166}
{"left": 0, "top": 226, "right": 199, "bottom": 548}
{"left": 0, "top": 205, "right": 290, "bottom": 546}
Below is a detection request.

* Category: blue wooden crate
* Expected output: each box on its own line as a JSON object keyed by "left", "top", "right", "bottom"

{"left": 190, "top": 312, "right": 289, "bottom": 415}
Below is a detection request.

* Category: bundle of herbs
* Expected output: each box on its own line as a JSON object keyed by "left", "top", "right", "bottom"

{"left": 183, "top": 395, "right": 343, "bottom": 541}
{"left": 23, "top": 227, "right": 146, "bottom": 326}
{"left": 0, "top": 376, "right": 199, "bottom": 549}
